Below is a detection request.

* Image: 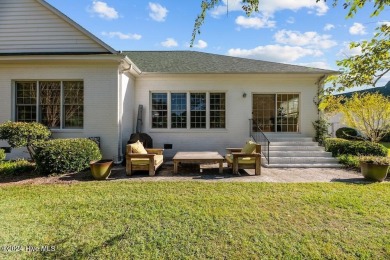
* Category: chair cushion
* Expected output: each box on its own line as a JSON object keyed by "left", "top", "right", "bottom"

{"left": 225, "top": 154, "right": 255, "bottom": 164}
{"left": 131, "top": 155, "right": 164, "bottom": 166}
{"left": 131, "top": 140, "right": 147, "bottom": 154}
{"left": 241, "top": 140, "right": 257, "bottom": 154}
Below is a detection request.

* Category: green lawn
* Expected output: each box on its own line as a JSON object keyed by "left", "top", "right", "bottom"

{"left": 1, "top": 182, "right": 389, "bottom": 259}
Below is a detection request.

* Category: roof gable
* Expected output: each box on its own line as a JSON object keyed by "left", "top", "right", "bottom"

{"left": 0, "top": 0, "right": 116, "bottom": 54}
{"left": 124, "top": 51, "right": 337, "bottom": 74}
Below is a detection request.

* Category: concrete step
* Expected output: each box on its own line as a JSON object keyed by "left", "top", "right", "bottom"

{"left": 268, "top": 156, "right": 339, "bottom": 164}
{"left": 266, "top": 137, "right": 314, "bottom": 142}
{"left": 264, "top": 163, "right": 343, "bottom": 168}
{"left": 269, "top": 151, "right": 333, "bottom": 157}
{"left": 270, "top": 141, "right": 319, "bottom": 146}
{"left": 269, "top": 146, "right": 325, "bottom": 151}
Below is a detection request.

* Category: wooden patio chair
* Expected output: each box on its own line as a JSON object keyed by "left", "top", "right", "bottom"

{"left": 225, "top": 142, "right": 261, "bottom": 175}
{"left": 126, "top": 141, "right": 164, "bottom": 176}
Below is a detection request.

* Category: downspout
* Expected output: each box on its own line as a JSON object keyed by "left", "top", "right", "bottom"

{"left": 116, "top": 62, "right": 132, "bottom": 164}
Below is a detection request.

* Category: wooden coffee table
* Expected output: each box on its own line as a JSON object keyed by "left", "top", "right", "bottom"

{"left": 173, "top": 151, "right": 224, "bottom": 174}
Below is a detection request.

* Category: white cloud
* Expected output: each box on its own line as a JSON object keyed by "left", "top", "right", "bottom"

{"left": 378, "top": 21, "right": 390, "bottom": 26}
{"left": 298, "top": 61, "right": 333, "bottom": 70}
{"left": 161, "top": 38, "right": 178, "bottom": 48}
{"left": 227, "top": 45, "right": 323, "bottom": 63}
{"left": 148, "top": 2, "right": 168, "bottom": 22}
{"left": 337, "top": 42, "right": 362, "bottom": 57}
{"left": 235, "top": 15, "right": 276, "bottom": 29}
{"left": 193, "top": 40, "right": 208, "bottom": 49}
{"left": 349, "top": 23, "right": 367, "bottom": 35}
{"left": 211, "top": 0, "right": 328, "bottom": 17}
{"left": 89, "top": 1, "right": 118, "bottom": 20}
{"left": 101, "top": 31, "right": 142, "bottom": 40}
{"left": 286, "top": 17, "right": 295, "bottom": 24}
{"left": 274, "top": 30, "right": 337, "bottom": 49}
{"left": 324, "top": 23, "right": 335, "bottom": 31}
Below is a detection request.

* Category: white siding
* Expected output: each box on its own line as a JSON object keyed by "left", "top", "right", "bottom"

{"left": 0, "top": 0, "right": 109, "bottom": 53}
{"left": 133, "top": 74, "right": 320, "bottom": 157}
{"left": 0, "top": 60, "right": 120, "bottom": 159}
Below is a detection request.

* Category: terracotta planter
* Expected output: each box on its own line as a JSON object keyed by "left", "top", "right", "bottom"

{"left": 90, "top": 159, "right": 113, "bottom": 180}
{"left": 360, "top": 162, "right": 389, "bottom": 182}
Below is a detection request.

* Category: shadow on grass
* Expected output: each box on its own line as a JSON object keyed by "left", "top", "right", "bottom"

{"left": 330, "top": 177, "right": 389, "bottom": 184}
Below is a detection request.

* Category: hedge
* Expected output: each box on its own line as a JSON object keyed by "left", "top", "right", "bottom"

{"left": 0, "top": 149, "right": 5, "bottom": 161}
{"left": 33, "top": 138, "right": 102, "bottom": 174}
{"left": 324, "top": 138, "right": 388, "bottom": 157}
{"left": 335, "top": 127, "right": 359, "bottom": 140}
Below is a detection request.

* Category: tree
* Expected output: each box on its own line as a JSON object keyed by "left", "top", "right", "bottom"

{"left": 324, "top": 92, "right": 390, "bottom": 142}
{"left": 191, "top": 0, "right": 389, "bottom": 45}
{"left": 0, "top": 121, "right": 51, "bottom": 159}
{"left": 327, "top": 24, "right": 389, "bottom": 93}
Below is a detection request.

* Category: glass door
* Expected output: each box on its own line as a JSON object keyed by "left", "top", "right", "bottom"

{"left": 252, "top": 94, "right": 299, "bottom": 133}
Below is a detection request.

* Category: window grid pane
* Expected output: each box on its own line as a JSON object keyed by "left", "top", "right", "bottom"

{"left": 151, "top": 93, "right": 168, "bottom": 128}
{"left": 15, "top": 82, "right": 37, "bottom": 122}
{"left": 210, "top": 93, "right": 225, "bottom": 128}
{"left": 63, "top": 81, "right": 84, "bottom": 128}
{"left": 171, "top": 93, "right": 187, "bottom": 128}
{"left": 39, "top": 81, "right": 61, "bottom": 128}
{"left": 190, "top": 93, "right": 206, "bottom": 128}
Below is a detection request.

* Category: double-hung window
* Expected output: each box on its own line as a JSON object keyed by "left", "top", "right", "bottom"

{"left": 15, "top": 80, "right": 84, "bottom": 129}
{"left": 151, "top": 92, "right": 226, "bottom": 129}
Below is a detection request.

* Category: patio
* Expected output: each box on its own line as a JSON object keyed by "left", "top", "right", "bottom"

{"left": 1, "top": 160, "right": 385, "bottom": 186}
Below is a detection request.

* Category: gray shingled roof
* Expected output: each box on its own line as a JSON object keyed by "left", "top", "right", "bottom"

{"left": 123, "top": 51, "right": 337, "bottom": 74}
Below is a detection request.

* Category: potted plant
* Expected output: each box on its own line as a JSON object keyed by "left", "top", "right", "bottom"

{"left": 90, "top": 159, "right": 113, "bottom": 180}
{"left": 359, "top": 156, "right": 390, "bottom": 182}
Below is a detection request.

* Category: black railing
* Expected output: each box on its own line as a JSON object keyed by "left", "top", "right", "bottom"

{"left": 249, "top": 119, "right": 270, "bottom": 164}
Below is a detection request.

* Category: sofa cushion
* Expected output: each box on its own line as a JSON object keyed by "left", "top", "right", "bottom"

{"left": 131, "top": 155, "right": 164, "bottom": 166}
{"left": 225, "top": 154, "right": 255, "bottom": 164}
{"left": 131, "top": 140, "right": 147, "bottom": 154}
{"left": 241, "top": 140, "right": 257, "bottom": 154}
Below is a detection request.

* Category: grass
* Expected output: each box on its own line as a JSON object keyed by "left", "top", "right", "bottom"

{"left": 0, "top": 182, "right": 389, "bottom": 259}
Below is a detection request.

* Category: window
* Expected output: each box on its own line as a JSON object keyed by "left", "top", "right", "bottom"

{"left": 151, "top": 92, "right": 226, "bottom": 129}
{"left": 190, "top": 93, "right": 206, "bottom": 128}
{"left": 210, "top": 93, "right": 226, "bottom": 128}
{"left": 15, "top": 80, "right": 84, "bottom": 129}
{"left": 171, "top": 93, "right": 187, "bottom": 128}
{"left": 151, "top": 93, "right": 167, "bottom": 128}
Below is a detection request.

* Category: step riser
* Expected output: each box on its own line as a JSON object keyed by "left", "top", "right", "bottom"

{"left": 266, "top": 138, "right": 314, "bottom": 142}
{"left": 270, "top": 142, "right": 319, "bottom": 146}
{"left": 268, "top": 157, "right": 339, "bottom": 164}
{"left": 264, "top": 164, "right": 342, "bottom": 168}
{"left": 269, "top": 146, "right": 325, "bottom": 151}
{"left": 269, "top": 152, "right": 332, "bottom": 157}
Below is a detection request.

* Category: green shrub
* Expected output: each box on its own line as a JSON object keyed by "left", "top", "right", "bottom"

{"left": 0, "top": 149, "right": 5, "bottom": 161}
{"left": 338, "top": 154, "right": 360, "bottom": 169}
{"left": 0, "top": 159, "right": 35, "bottom": 175}
{"left": 359, "top": 155, "right": 390, "bottom": 165}
{"left": 0, "top": 121, "right": 51, "bottom": 159}
{"left": 33, "top": 138, "right": 102, "bottom": 174}
{"left": 335, "top": 127, "right": 359, "bottom": 140}
{"left": 324, "top": 138, "right": 388, "bottom": 157}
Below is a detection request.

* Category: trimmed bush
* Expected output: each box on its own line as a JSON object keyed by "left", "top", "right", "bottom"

{"left": 324, "top": 138, "right": 388, "bottom": 157}
{"left": 34, "top": 138, "right": 102, "bottom": 174}
{"left": 0, "top": 149, "right": 5, "bottom": 161}
{"left": 338, "top": 154, "right": 360, "bottom": 169}
{"left": 335, "top": 127, "right": 359, "bottom": 140}
{"left": 0, "top": 121, "right": 51, "bottom": 159}
{"left": 0, "top": 159, "right": 35, "bottom": 175}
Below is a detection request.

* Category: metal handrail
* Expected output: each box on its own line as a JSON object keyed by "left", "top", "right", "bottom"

{"left": 249, "top": 119, "right": 270, "bottom": 164}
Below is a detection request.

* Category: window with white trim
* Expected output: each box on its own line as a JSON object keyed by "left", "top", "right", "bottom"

{"left": 15, "top": 81, "right": 84, "bottom": 129}
{"left": 151, "top": 92, "right": 226, "bottom": 129}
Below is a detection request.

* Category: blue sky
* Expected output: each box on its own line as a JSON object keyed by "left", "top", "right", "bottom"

{"left": 47, "top": 0, "right": 389, "bottom": 87}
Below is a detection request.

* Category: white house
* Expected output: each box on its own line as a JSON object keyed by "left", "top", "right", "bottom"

{"left": 0, "top": 0, "right": 338, "bottom": 167}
